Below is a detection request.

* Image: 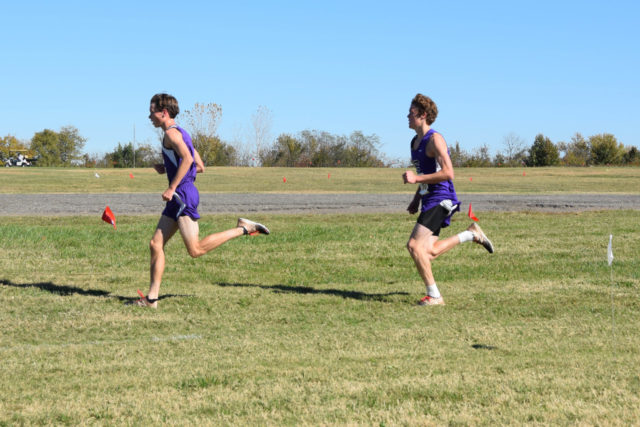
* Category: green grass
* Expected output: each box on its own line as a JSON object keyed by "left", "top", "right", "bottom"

{"left": 1, "top": 166, "right": 640, "bottom": 194}
{"left": 1, "top": 211, "right": 639, "bottom": 424}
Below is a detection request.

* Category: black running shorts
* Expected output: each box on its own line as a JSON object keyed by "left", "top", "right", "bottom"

{"left": 416, "top": 204, "right": 450, "bottom": 236}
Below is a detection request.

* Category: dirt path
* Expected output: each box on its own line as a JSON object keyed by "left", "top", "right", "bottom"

{"left": 1, "top": 193, "right": 639, "bottom": 216}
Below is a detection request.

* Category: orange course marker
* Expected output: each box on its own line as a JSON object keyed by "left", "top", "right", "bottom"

{"left": 102, "top": 206, "right": 116, "bottom": 229}
{"left": 468, "top": 203, "right": 479, "bottom": 222}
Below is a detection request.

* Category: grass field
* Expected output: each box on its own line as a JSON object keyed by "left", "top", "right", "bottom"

{"left": 1, "top": 209, "right": 639, "bottom": 424}
{"left": 1, "top": 167, "right": 640, "bottom": 424}
{"left": 1, "top": 166, "right": 640, "bottom": 194}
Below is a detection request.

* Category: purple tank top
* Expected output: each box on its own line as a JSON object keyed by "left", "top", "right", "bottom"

{"left": 162, "top": 125, "right": 197, "bottom": 187}
{"left": 410, "top": 129, "right": 460, "bottom": 225}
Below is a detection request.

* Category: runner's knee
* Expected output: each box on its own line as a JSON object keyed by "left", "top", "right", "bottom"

{"left": 407, "top": 239, "right": 435, "bottom": 260}
{"left": 149, "top": 237, "right": 163, "bottom": 254}
{"left": 406, "top": 239, "right": 421, "bottom": 257}
{"left": 186, "top": 244, "right": 204, "bottom": 258}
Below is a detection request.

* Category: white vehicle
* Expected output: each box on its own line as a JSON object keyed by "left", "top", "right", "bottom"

{"left": 4, "top": 150, "right": 36, "bottom": 167}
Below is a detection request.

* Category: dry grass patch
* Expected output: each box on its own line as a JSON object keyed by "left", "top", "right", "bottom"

{"left": 2, "top": 166, "right": 640, "bottom": 194}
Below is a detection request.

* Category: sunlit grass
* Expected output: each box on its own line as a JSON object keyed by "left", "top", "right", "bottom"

{"left": 1, "top": 166, "right": 639, "bottom": 194}
{"left": 1, "top": 211, "right": 639, "bottom": 424}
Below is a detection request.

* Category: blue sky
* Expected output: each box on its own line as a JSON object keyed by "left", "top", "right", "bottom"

{"left": 2, "top": 0, "right": 638, "bottom": 162}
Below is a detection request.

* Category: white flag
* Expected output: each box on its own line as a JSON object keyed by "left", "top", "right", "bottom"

{"left": 607, "top": 234, "right": 614, "bottom": 266}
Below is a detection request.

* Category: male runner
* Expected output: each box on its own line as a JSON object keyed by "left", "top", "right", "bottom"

{"left": 403, "top": 94, "right": 494, "bottom": 306}
{"left": 134, "top": 93, "right": 269, "bottom": 308}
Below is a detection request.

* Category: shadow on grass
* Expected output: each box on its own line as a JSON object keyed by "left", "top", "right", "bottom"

{"left": 215, "top": 281, "right": 409, "bottom": 302}
{"left": 472, "top": 344, "right": 497, "bottom": 350}
{"left": 0, "top": 278, "right": 190, "bottom": 303}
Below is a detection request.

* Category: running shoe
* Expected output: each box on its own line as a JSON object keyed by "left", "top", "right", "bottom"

{"left": 237, "top": 218, "right": 270, "bottom": 235}
{"left": 418, "top": 295, "right": 445, "bottom": 306}
{"left": 125, "top": 290, "right": 158, "bottom": 308}
{"left": 467, "top": 223, "right": 494, "bottom": 253}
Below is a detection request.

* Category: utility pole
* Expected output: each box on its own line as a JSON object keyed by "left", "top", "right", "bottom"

{"left": 133, "top": 124, "right": 136, "bottom": 168}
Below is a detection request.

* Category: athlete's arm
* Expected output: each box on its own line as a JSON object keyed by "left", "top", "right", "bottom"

{"left": 403, "top": 134, "right": 454, "bottom": 185}
{"left": 194, "top": 149, "right": 205, "bottom": 173}
{"left": 407, "top": 189, "right": 421, "bottom": 214}
{"left": 162, "top": 128, "right": 194, "bottom": 201}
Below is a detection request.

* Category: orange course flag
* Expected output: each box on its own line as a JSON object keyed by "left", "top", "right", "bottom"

{"left": 102, "top": 206, "right": 116, "bottom": 229}
{"left": 468, "top": 203, "right": 479, "bottom": 222}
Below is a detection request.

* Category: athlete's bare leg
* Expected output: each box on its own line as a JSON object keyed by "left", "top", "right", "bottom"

{"left": 406, "top": 223, "right": 462, "bottom": 286}
{"left": 141, "top": 216, "right": 268, "bottom": 308}
{"left": 146, "top": 215, "right": 180, "bottom": 308}
{"left": 178, "top": 215, "right": 244, "bottom": 258}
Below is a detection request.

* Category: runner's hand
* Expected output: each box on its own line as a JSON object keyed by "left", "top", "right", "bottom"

{"left": 407, "top": 198, "right": 420, "bottom": 215}
{"left": 162, "top": 188, "right": 174, "bottom": 202}
{"left": 403, "top": 170, "right": 417, "bottom": 184}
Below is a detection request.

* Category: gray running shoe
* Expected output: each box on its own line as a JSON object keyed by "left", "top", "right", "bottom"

{"left": 237, "top": 218, "right": 270, "bottom": 235}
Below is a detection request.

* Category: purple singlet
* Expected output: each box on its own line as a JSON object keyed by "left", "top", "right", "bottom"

{"left": 410, "top": 129, "right": 460, "bottom": 227}
{"left": 161, "top": 125, "right": 200, "bottom": 220}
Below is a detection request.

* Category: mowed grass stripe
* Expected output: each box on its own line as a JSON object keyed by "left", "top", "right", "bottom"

{"left": 2, "top": 166, "right": 640, "bottom": 194}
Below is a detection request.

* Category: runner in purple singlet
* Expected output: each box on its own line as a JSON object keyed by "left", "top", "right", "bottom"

{"left": 402, "top": 94, "right": 494, "bottom": 306}
{"left": 132, "top": 93, "right": 270, "bottom": 308}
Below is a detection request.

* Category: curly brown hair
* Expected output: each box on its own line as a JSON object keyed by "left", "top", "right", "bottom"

{"left": 150, "top": 93, "right": 180, "bottom": 118}
{"left": 411, "top": 94, "right": 438, "bottom": 125}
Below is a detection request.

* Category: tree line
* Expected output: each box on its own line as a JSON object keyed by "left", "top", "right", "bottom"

{"left": 2, "top": 101, "right": 638, "bottom": 168}
{"left": 450, "top": 132, "right": 638, "bottom": 167}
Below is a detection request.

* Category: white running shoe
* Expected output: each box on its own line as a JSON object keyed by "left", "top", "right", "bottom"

{"left": 237, "top": 218, "right": 270, "bottom": 235}
{"left": 418, "top": 295, "right": 445, "bottom": 306}
{"left": 467, "top": 223, "right": 494, "bottom": 253}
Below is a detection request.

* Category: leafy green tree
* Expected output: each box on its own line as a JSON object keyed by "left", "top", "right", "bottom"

{"left": 527, "top": 134, "right": 559, "bottom": 166}
{"left": 104, "top": 142, "right": 162, "bottom": 168}
{"left": 261, "top": 134, "right": 304, "bottom": 167}
{"left": 299, "top": 130, "right": 331, "bottom": 167}
{"left": 281, "top": 134, "right": 304, "bottom": 167}
{"left": 190, "top": 133, "right": 237, "bottom": 166}
{"left": 463, "top": 144, "right": 492, "bottom": 167}
{"left": 30, "top": 129, "right": 61, "bottom": 166}
{"left": 344, "top": 131, "right": 383, "bottom": 167}
{"left": 622, "top": 146, "right": 639, "bottom": 165}
{"left": 1, "top": 135, "right": 31, "bottom": 159}
{"left": 30, "top": 127, "right": 85, "bottom": 166}
{"left": 560, "top": 133, "right": 591, "bottom": 166}
{"left": 110, "top": 143, "right": 135, "bottom": 167}
{"left": 261, "top": 130, "right": 385, "bottom": 167}
{"left": 58, "top": 126, "right": 86, "bottom": 165}
{"left": 589, "top": 133, "right": 624, "bottom": 165}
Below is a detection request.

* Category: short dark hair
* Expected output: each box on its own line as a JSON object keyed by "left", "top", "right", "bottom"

{"left": 411, "top": 94, "right": 438, "bottom": 125}
{"left": 150, "top": 93, "right": 180, "bottom": 118}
